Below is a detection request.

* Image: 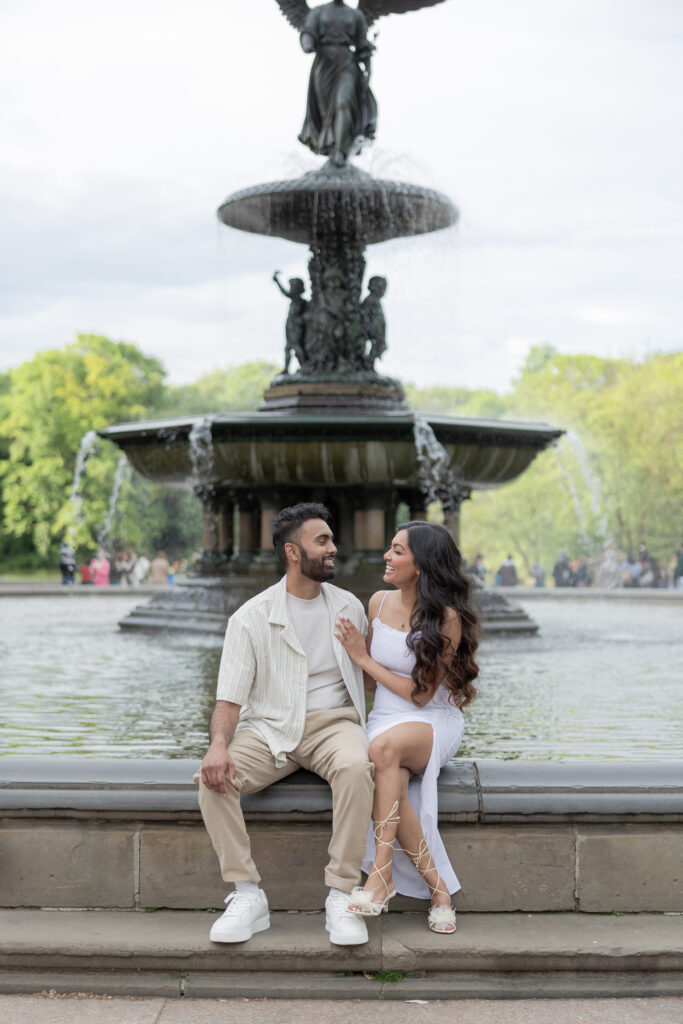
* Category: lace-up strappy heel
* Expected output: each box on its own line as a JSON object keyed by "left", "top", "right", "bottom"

{"left": 407, "top": 838, "right": 456, "bottom": 933}
{"left": 348, "top": 800, "right": 400, "bottom": 916}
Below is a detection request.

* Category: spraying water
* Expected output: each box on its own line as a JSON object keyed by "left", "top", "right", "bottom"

{"left": 554, "top": 442, "right": 590, "bottom": 546}
{"left": 188, "top": 417, "right": 215, "bottom": 490}
{"left": 564, "top": 430, "right": 609, "bottom": 538}
{"left": 65, "top": 430, "right": 99, "bottom": 546}
{"left": 97, "top": 456, "right": 130, "bottom": 547}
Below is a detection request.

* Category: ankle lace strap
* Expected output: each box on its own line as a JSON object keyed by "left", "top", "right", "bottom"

{"left": 373, "top": 800, "right": 400, "bottom": 851}
{"left": 406, "top": 838, "right": 450, "bottom": 904}
{"left": 406, "top": 838, "right": 434, "bottom": 875}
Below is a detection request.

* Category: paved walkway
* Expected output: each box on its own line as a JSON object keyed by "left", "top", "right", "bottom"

{"left": 1, "top": 995, "right": 682, "bottom": 1024}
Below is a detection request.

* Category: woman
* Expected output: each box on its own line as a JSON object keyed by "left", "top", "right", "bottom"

{"left": 335, "top": 521, "right": 479, "bottom": 933}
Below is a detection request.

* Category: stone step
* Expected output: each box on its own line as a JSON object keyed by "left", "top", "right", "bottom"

{"left": 0, "top": 910, "right": 681, "bottom": 999}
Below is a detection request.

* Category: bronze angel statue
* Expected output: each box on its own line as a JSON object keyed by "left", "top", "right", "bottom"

{"left": 275, "top": 1, "right": 446, "bottom": 167}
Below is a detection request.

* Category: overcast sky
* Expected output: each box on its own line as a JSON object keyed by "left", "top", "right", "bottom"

{"left": 1, "top": 0, "right": 682, "bottom": 391}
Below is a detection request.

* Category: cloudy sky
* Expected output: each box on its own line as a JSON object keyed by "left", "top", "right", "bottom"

{"left": 1, "top": 0, "right": 682, "bottom": 391}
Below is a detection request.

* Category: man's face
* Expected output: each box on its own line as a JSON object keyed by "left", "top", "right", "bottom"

{"left": 290, "top": 518, "right": 337, "bottom": 581}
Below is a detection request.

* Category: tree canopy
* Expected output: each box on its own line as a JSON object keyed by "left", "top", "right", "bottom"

{"left": 0, "top": 336, "right": 164, "bottom": 558}
{"left": 408, "top": 346, "right": 683, "bottom": 577}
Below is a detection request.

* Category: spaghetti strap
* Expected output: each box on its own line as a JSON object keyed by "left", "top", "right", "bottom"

{"left": 377, "top": 591, "right": 390, "bottom": 622}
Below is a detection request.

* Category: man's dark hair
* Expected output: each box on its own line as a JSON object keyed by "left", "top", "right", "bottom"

{"left": 272, "top": 502, "right": 331, "bottom": 569}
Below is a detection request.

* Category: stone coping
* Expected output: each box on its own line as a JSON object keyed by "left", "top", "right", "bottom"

{"left": 498, "top": 586, "right": 683, "bottom": 601}
{"left": 1, "top": 757, "right": 681, "bottom": 822}
{"left": 3, "top": 583, "right": 681, "bottom": 600}
{"left": 0, "top": 584, "right": 172, "bottom": 597}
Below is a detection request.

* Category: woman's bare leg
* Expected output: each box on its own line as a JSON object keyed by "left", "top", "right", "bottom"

{"left": 395, "top": 795, "right": 451, "bottom": 909}
{"left": 350, "top": 723, "right": 436, "bottom": 907}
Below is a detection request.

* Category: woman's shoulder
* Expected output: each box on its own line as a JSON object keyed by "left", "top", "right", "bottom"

{"left": 368, "top": 590, "right": 390, "bottom": 617}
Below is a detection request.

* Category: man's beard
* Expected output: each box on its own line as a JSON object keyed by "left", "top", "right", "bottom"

{"left": 299, "top": 547, "right": 335, "bottom": 582}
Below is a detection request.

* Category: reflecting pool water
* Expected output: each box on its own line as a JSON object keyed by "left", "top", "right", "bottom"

{"left": 1, "top": 596, "right": 681, "bottom": 760}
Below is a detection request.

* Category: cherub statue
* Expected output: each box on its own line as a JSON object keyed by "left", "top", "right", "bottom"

{"left": 273, "top": 271, "right": 309, "bottom": 373}
{"left": 275, "top": 1, "right": 446, "bottom": 167}
{"left": 361, "top": 275, "right": 387, "bottom": 369}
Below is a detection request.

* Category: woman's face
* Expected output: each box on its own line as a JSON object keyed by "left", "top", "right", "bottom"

{"left": 383, "top": 530, "right": 419, "bottom": 588}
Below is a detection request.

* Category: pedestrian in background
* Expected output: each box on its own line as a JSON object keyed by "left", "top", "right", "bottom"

{"left": 58, "top": 542, "right": 76, "bottom": 586}
{"left": 89, "top": 549, "right": 110, "bottom": 586}
{"left": 150, "top": 551, "right": 170, "bottom": 585}
{"left": 497, "top": 555, "right": 519, "bottom": 586}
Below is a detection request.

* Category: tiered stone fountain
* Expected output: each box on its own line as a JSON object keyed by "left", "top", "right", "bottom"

{"left": 100, "top": 0, "right": 562, "bottom": 633}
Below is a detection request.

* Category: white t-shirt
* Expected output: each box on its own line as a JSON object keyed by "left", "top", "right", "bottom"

{"left": 286, "top": 592, "right": 351, "bottom": 712}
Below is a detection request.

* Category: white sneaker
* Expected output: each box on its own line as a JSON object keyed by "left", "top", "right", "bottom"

{"left": 209, "top": 889, "right": 270, "bottom": 943}
{"left": 325, "top": 888, "right": 369, "bottom": 946}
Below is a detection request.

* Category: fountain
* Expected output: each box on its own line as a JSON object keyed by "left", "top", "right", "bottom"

{"left": 99, "top": 0, "right": 562, "bottom": 633}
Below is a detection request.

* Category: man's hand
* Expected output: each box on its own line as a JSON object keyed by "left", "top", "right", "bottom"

{"left": 201, "top": 743, "right": 236, "bottom": 795}
{"left": 200, "top": 700, "right": 241, "bottom": 795}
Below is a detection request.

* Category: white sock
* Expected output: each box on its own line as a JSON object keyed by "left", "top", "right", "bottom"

{"left": 234, "top": 881, "right": 262, "bottom": 896}
{"left": 329, "top": 887, "right": 348, "bottom": 899}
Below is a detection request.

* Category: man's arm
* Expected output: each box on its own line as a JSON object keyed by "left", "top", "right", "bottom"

{"left": 200, "top": 700, "right": 241, "bottom": 796}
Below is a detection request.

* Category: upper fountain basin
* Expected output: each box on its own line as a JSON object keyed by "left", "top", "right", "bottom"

{"left": 218, "top": 164, "right": 457, "bottom": 246}
{"left": 99, "top": 413, "right": 561, "bottom": 491}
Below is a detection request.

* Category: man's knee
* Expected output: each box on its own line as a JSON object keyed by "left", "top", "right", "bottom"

{"left": 329, "top": 756, "right": 374, "bottom": 791}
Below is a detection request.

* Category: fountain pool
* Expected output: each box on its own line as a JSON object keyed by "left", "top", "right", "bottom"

{"left": 2, "top": 596, "right": 681, "bottom": 761}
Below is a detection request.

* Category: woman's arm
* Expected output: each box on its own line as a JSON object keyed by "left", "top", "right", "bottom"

{"left": 336, "top": 605, "right": 463, "bottom": 706}
{"left": 362, "top": 619, "right": 376, "bottom": 693}
{"left": 336, "top": 614, "right": 431, "bottom": 705}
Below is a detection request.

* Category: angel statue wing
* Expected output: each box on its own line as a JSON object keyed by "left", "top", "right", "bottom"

{"left": 274, "top": 1, "right": 446, "bottom": 32}
{"left": 358, "top": 0, "right": 447, "bottom": 28}
{"left": 274, "top": 0, "right": 311, "bottom": 31}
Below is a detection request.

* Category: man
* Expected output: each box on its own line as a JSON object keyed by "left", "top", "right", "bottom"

{"left": 195, "top": 503, "right": 373, "bottom": 946}
{"left": 552, "top": 551, "right": 573, "bottom": 588}
{"left": 497, "top": 554, "right": 519, "bottom": 587}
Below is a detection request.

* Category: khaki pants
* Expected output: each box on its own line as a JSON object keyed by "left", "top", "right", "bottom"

{"left": 194, "top": 707, "right": 374, "bottom": 893}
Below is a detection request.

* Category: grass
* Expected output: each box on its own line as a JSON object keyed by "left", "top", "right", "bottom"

{"left": 365, "top": 970, "right": 408, "bottom": 984}
{"left": 0, "top": 570, "right": 56, "bottom": 582}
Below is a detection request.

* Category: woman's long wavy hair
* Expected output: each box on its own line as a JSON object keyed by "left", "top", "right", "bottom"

{"left": 399, "top": 521, "right": 480, "bottom": 709}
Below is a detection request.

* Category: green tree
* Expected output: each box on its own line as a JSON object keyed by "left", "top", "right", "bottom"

{"left": 461, "top": 348, "right": 683, "bottom": 574}
{"left": 405, "top": 383, "right": 509, "bottom": 419}
{"left": 153, "top": 362, "right": 279, "bottom": 417}
{"left": 0, "top": 336, "right": 164, "bottom": 559}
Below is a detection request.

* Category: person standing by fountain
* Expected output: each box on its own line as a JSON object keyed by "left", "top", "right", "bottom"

{"left": 335, "top": 522, "right": 479, "bottom": 933}
{"left": 58, "top": 542, "right": 76, "bottom": 586}
{"left": 195, "top": 503, "right": 374, "bottom": 946}
{"left": 89, "top": 549, "right": 110, "bottom": 587}
{"left": 150, "top": 551, "right": 170, "bottom": 585}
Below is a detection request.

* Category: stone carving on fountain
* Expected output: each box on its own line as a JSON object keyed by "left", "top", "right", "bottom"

{"left": 219, "top": 162, "right": 457, "bottom": 413}
{"left": 219, "top": 1, "right": 454, "bottom": 412}
{"left": 275, "top": 1, "right": 446, "bottom": 167}
{"left": 98, "top": 0, "right": 563, "bottom": 635}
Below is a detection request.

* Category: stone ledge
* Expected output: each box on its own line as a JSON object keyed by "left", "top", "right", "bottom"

{"left": 1, "top": 758, "right": 681, "bottom": 822}
{"left": 0, "top": 910, "right": 681, "bottom": 976}
{"left": 498, "top": 587, "right": 683, "bottom": 602}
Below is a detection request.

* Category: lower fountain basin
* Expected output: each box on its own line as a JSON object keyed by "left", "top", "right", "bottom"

{"left": 100, "top": 412, "right": 561, "bottom": 492}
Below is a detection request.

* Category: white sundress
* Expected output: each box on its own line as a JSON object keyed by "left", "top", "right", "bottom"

{"left": 362, "top": 594, "right": 465, "bottom": 899}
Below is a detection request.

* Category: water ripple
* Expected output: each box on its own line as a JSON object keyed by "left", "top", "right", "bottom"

{"left": 1, "top": 596, "right": 681, "bottom": 760}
